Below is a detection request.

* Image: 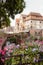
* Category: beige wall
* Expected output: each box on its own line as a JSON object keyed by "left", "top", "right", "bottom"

{"left": 42, "top": 30, "right": 43, "bottom": 37}
{"left": 29, "top": 29, "right": 43, "bottom": 37}
{"left": 30, "top": 29, "right": 35, "bottom": 36}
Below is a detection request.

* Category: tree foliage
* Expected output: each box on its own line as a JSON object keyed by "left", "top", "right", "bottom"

{"left": 0, "top": 0, "right": 25, "bottom": 28}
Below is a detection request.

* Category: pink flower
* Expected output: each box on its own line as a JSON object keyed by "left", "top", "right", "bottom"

{"left": 0, "top": 50, "right": 2, "bottom": 53}
{"left": 1, "top": 58, "right": 5, "bottom": 62}
{"left": 39, "top": 41, "right": 43, "bottom": 45}
{"left": 0, "top": 39, "right": 2, "bottom": 43}
{"left": 35, "top": 40, "right": 39, "bottom": 43}
{"left": 8, "top": 50, "right": 13, "bottom": 53}
{"left": 4, "top": 47, "right": 8, "bottom": 51}
{"left": 1, "top": 50, "right": 5, "bottom": 55}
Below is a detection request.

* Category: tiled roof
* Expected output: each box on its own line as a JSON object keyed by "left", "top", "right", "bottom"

{"left": 24, "top": 12, "right": 43, "bottom": 21}
{"left": 27, "top": 12, "right": 42, "bottom": 17}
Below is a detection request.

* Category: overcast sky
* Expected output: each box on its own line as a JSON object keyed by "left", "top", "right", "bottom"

{"left": 11, "top": 0, "right": 43, "bottom": 26}
{"left": 22, "top": 0, "right": 43, "bottom": 15}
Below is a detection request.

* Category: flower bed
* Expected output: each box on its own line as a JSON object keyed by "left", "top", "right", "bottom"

{"left": 0, "top": 35, "right": 43, "bottom": 65}
{"left": 4, "top": 43, "right": 39, "bottom": 65}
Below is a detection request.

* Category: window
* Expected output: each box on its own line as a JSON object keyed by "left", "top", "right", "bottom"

{"left": 40, "top": 21, "right": 41, "bottom": 23}
{"left": 35, "top": 32, "right": 37, "bottom": 35}
{"left": 31, "top": 26, "right": 32, "bottom": 28}
{"left": 31, "top": 21, "right": 32, "bottom": 23}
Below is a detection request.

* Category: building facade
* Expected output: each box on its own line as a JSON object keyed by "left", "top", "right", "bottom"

{"left": 24, "top": 12, "right": 43, "bottom": 29}
{"left": 15, "top": 12, "right": 43, "bottom": 36}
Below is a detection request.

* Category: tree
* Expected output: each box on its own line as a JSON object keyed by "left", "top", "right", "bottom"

{"left": 0, "top": 0, "right": 25, "bottom": 28}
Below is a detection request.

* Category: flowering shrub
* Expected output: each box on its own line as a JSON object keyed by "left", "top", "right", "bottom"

{"left": 9, "top": 44, "right": 39, "bottom": 65}
{"left": 0, "top": 49, "right": 6, "bottom": 63}
{"left": 1, "top": 35, "right": 43, "bottom": 65}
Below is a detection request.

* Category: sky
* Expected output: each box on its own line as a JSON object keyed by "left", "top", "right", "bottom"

{"left": 22, "top": 0, "right": 43, "bottom": 15}
{"left": 10, "top": 0, "right": 43, "bottom": 26}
